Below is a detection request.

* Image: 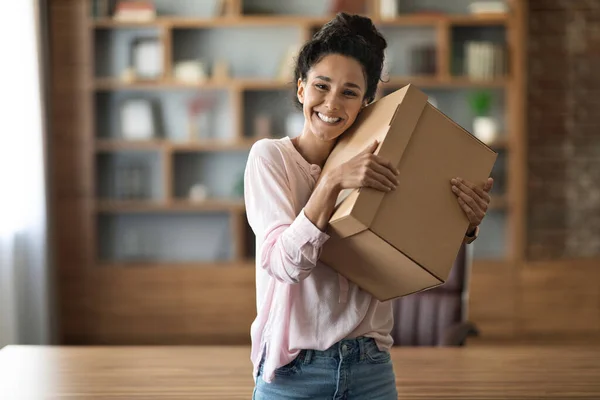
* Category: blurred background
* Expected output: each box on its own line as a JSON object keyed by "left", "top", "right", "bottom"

{"left": 1, "top": 0, "right": 598, "bottom": 349}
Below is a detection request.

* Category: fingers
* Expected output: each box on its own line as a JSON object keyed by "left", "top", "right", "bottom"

{"left": 451, "top": 178, "right": 489, "bottom": 210}
{"left": 362, "top": 173, "right": 394, "bottom": 192}
{"left": 457, "top": 197, "right": 482, "bottom": 225}
{"left": 452, "top": 184, "right": 486, "bottom": 221}
{"left": 483, "top": 177, "right": 494, "bottom": 193}
{"left": 372, "top": 154, "right": 400, "bottom": 176}
{"left": 368, "top": 158, "right": 399, "bottom": 187}
{"left": 361, "top": 140, "right": 380, "bottom": 155}
{"left": 365, "top": 168, "right": 397, "bottom": 191}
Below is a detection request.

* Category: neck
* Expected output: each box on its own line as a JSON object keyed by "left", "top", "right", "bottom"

{"left": 292, "top": 129, "right": 336, "bottom": 168}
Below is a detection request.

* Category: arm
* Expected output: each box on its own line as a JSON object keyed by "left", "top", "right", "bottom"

{"left": 463, "top": 225, "right": 479, "bottom": 244}
{"left": 245, "top": 139, "right": 398, "bottom": 284}
{"left": 303, "top": 174, "right": 341, "bottom": 231}
{"left": 244, "top": 151, "right": 331, "bottom": 284}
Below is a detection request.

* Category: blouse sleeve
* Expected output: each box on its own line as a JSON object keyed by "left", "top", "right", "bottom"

{"left": 244, "top": 143, "right": 329, "bottom": 284}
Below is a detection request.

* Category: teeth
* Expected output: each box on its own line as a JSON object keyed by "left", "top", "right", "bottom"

{"left": 318, "top": 112, "right": 341, "bottom": 124}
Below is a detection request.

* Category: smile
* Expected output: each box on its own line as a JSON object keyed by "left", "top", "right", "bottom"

{"left": 317, "top": 112, "right": 342, "bottom": 124}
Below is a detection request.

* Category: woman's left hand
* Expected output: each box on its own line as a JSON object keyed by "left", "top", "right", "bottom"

{"left": 451, "top": 177, "right": 493, "bottom": 233}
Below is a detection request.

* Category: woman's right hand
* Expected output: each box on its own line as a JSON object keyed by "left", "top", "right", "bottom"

{"left": 306, "top": 140, "right": 398, "bottom": 231}
{"left": 332, "top": 140, "right": 399, "bottom": 192}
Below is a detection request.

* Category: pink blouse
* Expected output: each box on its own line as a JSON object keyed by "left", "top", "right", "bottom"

{"left": 244, "top": 137, "right": 394, "bottom": 383}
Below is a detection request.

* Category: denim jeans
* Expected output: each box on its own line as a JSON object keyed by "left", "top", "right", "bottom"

{"left": 253, "top": 337, "right": 398, "bottom": 400}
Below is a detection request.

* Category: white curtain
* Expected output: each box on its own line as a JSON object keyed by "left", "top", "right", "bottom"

{"left": 0, "top": 0, "right": 53, "bottom": 348}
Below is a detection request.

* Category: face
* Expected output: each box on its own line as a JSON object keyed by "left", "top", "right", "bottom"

{"left": 297, "top": 53, "right": 367, "bottom": 143}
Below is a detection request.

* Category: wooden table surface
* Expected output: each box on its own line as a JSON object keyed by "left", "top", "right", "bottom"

{"left": 1, "top": 345, "right": 600, "bottom": 399}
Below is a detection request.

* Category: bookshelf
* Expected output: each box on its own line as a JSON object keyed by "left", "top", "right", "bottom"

{"left": 50, "top": 0, "right": 525, "bottom": 344}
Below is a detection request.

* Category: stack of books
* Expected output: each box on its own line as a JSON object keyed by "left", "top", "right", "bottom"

{"left": 464, "top": 41, "right": 506, "bottom": 80}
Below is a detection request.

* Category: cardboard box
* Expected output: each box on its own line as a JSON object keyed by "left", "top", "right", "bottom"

{"left": 319, "top": 84, "right": 497, "bottom": 301}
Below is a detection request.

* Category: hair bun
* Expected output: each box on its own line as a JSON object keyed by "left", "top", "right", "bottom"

{"left": 315, "top": 12, "right": 387, "bottom": 54}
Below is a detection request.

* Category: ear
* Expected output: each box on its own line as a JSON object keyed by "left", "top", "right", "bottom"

{"left": 296, "top": 78, "right": 305, "bottom": 105}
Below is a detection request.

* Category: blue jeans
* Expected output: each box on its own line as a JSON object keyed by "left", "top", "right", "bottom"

{"left": 253, "top": 337, "right": 398, "bottom": 400}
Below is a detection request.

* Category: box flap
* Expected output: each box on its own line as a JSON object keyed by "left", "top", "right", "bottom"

{"left": 320, "top": 84, "right": 429, "bottom": 238}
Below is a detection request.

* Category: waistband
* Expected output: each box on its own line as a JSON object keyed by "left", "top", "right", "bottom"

{"left": 300, "top": 336, "right": 378, "bottom": 364}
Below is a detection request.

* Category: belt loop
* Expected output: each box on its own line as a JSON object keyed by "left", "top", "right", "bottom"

{"left": 302, "top": 349, "right": 313, "bottom": 365}
{"left": 358, "top": 337, "right": 366, "bottom": 361}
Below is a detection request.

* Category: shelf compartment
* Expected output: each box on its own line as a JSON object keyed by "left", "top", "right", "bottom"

{"left": 243, "top": 90, "right": 299, "bottom": 140}
{"left": 171, "top": 27, "right": 301, "bottom": 81}
{"left": 97, "top": 212, "right": 235, "bottom": 263}
{"left": 379, "top": 26, "right": 438, "bottom": 77}
{"left": 95, "top": 90, "right": 233, "bottom": 142}
{"left": 451, "top": 24, "right": 508, "bottom": 80}
{"left": 96, "top": 151, "right": 164, "bottom": 201}
{"left": 173, "top": 152, "right": 248, "bottom": 201}
{"left": 95, "top": 139, "right": 167, "bottom": 151}
{"left": 94, "top": 27, "right": 162, "bottom": 80}
{"left": 242, "top": 0, "right": 328, "bottom": 16}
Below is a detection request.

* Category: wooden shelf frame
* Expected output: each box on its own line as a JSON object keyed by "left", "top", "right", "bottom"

{"left": 88, "top": 0, "right": 521, "bottom": 266}
{"left": 97, "top": 261, "right": 256, "bottom": 270}
{"left": 44, "top": 0, "right": 528, "bottom": 347}
{"left": 96, "top": 199, "right": 246, "bottom": 213}
{"left": 94, "top": 138, "right": 259, "bottom": 152}
{"left": 90, "top": 14, "right": 508, "bottom": 30}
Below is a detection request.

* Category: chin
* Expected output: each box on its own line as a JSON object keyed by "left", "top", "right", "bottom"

{"left": 309, "top": 113, "right": 347, "bottom": 142}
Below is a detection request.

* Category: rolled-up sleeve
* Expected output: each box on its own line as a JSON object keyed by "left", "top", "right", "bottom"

{"left": 244, "top": 147, "right": 329, "bottom": 284}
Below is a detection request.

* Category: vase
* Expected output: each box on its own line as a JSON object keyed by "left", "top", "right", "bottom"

{"left": 473, "top": 116, "right": 498, "bottom": 144}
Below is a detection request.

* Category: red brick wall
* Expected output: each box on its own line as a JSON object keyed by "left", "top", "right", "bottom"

{"left": 527, "top": 0, "right": 600, "bottom": 259}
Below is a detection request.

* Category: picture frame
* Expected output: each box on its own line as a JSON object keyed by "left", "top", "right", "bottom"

{"left": 119, "top": 98, "right": 157, "bottom": 141}
{"left": 130, "top": 37, "right": 163, "bottom": 80}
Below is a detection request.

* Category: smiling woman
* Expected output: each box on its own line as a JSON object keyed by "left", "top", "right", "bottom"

{"left": 244, "top": 13, "right": 401, "bottom": 400}
{"left": 244, "top": 11, "right": 491, "bottom": 400}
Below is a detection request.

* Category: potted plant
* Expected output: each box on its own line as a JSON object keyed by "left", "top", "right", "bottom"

{"left": 468, "top": 90, "right": 497, "bottom": 144}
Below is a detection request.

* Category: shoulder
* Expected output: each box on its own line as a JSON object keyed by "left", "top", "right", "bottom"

{"left": 244, "top": 138, "right": 293, "bottom": 191}
{"left": 248, "top": 138, "right": 291, "bottom": 169}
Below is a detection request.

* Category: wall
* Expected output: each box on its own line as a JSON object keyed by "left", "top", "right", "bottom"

{"left": 527, "top": 0, "right": 600, "bottom": 259}
{"left": 468, "top": 0, "right": 600, "bottom": 345}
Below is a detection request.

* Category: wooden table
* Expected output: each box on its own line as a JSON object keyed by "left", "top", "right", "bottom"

{"left": 1, "top": 345, "right": 600, "bottom": 399}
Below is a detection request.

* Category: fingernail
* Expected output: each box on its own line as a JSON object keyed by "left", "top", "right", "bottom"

{"left": 452, "top": 186, "right": 458, "bottom": 192}
{"left": 396, "top": 169, "right": 400, "bottom": 175}
{"left": 451, "top": 178, "right": 457, "bottom": 185}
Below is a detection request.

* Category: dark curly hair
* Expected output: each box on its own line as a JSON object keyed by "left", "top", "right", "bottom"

{"left": 293, "top": 12, "right": 387, "bottom": 108}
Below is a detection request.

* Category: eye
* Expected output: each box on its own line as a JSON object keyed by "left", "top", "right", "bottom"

{"left": 315, "top": 83, "right": 328, "bottom": 90}
{"left": 344, "top": 90, "right": 358, "bottom": 97}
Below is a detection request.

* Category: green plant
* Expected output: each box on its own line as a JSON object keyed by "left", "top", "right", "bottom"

{"left": 468, "top": 91, "right": 493, "bottom": 117}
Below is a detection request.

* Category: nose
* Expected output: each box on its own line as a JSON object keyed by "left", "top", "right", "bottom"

{"left": 324, "top": 92, "right": 340, "bottom": 111}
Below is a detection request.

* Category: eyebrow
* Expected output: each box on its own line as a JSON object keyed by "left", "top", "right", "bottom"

{"left": 314, "top": 75, "right": 363, "bottom": 91}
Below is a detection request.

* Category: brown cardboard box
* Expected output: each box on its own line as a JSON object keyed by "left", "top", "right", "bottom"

{"left": 319, "top": 84, "right": 497, "bottom": 301}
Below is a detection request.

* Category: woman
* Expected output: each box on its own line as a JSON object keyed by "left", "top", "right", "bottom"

{"left": 244, "top": 12, "right": 493, "bottom": 400}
